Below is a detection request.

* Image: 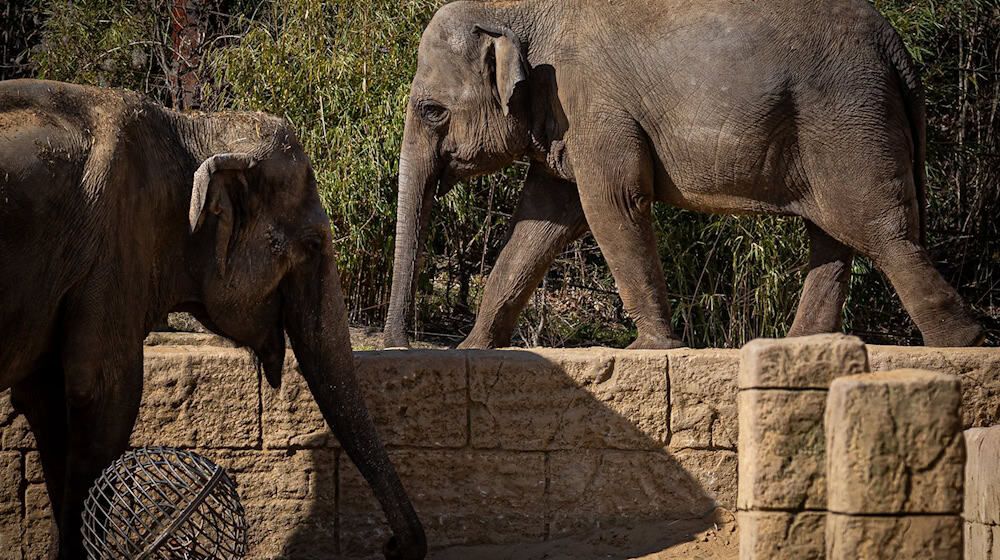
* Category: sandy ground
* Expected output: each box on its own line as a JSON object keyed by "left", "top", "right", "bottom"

{"left": 347, "top": 325, "right": 453, "bottom": 350}
{"left": 431, "top": 511, "right": 738, "bottom": 560}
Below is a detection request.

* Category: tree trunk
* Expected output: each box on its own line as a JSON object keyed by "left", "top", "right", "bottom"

{"left": 169, "top": 0, "right": 204, "bottom": 110}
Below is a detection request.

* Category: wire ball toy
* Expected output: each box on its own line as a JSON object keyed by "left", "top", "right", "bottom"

{"left": 81, "top": 447, "right": 248, "bottom": 560}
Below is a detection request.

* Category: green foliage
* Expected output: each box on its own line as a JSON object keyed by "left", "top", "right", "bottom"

{"left": 30, "top": 1, "right": 167, "bottom": 101}
{"left": 1, "top": 1, "right": 42, "bottom": 81}
{"left": 661, "top": 214, "right": 807, "bottom": 348}
{"left": 202, "top": 0, "right": 442, "bottom": 319}
{"left": 198, "top": 0, "right": 526, "bottom": 326}
{"left": 11, "top": 0, "right": 999, "bottom": 347}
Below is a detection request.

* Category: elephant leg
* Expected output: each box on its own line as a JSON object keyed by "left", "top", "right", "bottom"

{"left": 571, "top": 123, "right": 684, "bottom": 350}
{"left": 787, "top": 221, "right": 855, "bottom": 336}
{"left": 804, "top": 159, "right": 982, "bottom": 346}
{"left": 459, "top": 166, "right": 589, "bottom": 348}
{"left": 869, "top": 238, "right": 983, "bottom": 346}
{"left": 10, "top": 357, "right": 69, "bottom": 532}
{"left": 55, "top": 299, "right": 143, "bottom": 559}
{"left": 57, "top": 352, "right": 142, "bottom": 559}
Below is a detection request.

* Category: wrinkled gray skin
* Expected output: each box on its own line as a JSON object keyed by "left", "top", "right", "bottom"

{"left": 384, "top": 0, "right": 984, "bottom": 349}
{"left": 0, "top": 80, "right": 425, "bottom": 560}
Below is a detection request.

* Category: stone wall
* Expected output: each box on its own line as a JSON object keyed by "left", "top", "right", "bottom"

{"left": 965, "top": 426, "right": 1000, "bottom": 559}
{"left": 736, "top": 334, "right": 871, "bottom": 560}
{"left": 0, "top": 342, "right": 997, "bottom": 559}
{"left": 825, "top": 369, "right": 966, "bottom": 559}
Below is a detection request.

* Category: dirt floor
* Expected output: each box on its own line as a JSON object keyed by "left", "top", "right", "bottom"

{"left": 431, "top": 511, "right": 738, "bottom": 560}
{"left": 347, "top": 325, "right": 454, "bottom": 350}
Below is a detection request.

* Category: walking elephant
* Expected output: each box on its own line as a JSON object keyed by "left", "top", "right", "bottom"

{"left": 383, "top": 0, "right": 984, "bottom": 349}
{"left": 0, "top": 79, "right": 425, "bottom": 559}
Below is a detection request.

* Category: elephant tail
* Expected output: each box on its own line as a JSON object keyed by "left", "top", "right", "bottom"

{"left": 883, "top": 28, "right": 928, "bottom": 246}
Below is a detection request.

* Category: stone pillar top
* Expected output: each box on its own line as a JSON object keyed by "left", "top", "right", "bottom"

{"left": 739, "top": 333, "right": 869, "bottom": 390}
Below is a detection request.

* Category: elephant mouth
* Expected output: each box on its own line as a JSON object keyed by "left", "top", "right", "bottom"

{"left": 176, "top": 302, "right": 286, "bottom": 387}
{"left": 435, "top": 172, "right": 458, "bottom": 197}
{"left": 255, "top": 319, "right": 287, "bottom": 389}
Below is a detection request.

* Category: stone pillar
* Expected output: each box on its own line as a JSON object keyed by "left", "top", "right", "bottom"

{"left": 825, "top": 369, "right": 964, "bottom": 560}
{"left": 737, "top": 333, "right": 868, "bottom": 560}
{"left": 965, "top": 426, "right": 1000, "bottom": 560}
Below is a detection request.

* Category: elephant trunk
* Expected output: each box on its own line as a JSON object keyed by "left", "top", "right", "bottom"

{"left": 384, "top": 109, "right": 440, "bottom": 348}
{"left": 283, "top": 244, "right": 426, "bottom": 560}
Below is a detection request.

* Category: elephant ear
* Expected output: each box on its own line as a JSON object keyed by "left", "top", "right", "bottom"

{"left": 189, "top": 153, "right": 256, "bottom": 276}
{"left": 473, "top": 23, "right": 529, "bottom": 116}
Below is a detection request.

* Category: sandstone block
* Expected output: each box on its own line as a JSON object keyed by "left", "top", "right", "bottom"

{"left": 826, "top": 513, "right": 962, "bottom": 560}
{"left": 0, "top": 452, "right": 19, "bottom": 504}
{"left": 198, "top": 448, "right": 337, "bottom": 558}
{"left": 23, "top": 483, "right": 54, "bottom": 560}
{"left": 869, "top": 345, "right": 1000, "bottom": 429}
{"left": 0, "top": 453, "right": 21, "bottom": 560}
{"left": 201, "top": 448, "right": 337, "bottom": 504}
{"left": 134, "top": 348, "right": 260, "bottom": 448}
{"left": 143, "top": 332, "right": 234, "bottom": 347}
{"left": 826, "top": 370, "right": 964, "bottom": 514}
{"left": 340, "top": 449, "right": 545, "bottom": 555}
{"left": 469, "top": 348, "right": 669, "bottom": 451}
{"left": 0, "top": 451, "right": 24, "bottom": 560}
{"left": 737, "top": 390, "right": 828, "bottom": 510}
{"left": 676, "top": 448, "right": 738, "bottom": 511}
{"left": 548, "top": 449, "right": 735, "bottom": 537}
{"left": 740, "top": 334, "right": 868, "bottom": 390}
{"left": 260, "top": 355, "right": 336, "bottom": 449}
{"left": 262, "top": 350, "right": 467, "bottom": 449}
{"left": 243, "top": 498, "right": 336, "bottom": 559}
{"left": 965, "top": 521, "right": 1000, "bottom": 560}
{"left": 668, "top": 348, "right": 739, "bottom": 449}
{"left": 737, "top": 510, "right": 825, "bottom": 560}
{"left": 353, "top": 350, "right": 466, "bottom": 448}
{"left": 23, "top": 452, "right": 43, "bottom": 484}
{"left": 0, "top": 392, "right": 35, "bottom": 450}
{"left": 965, "top": 427, "right": 1000, "bottom": 525}
{"left": 0, "top": 502, "right": 20, "bottom": 560}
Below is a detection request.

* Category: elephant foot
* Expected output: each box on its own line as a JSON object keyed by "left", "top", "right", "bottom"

{"left": 922, "top": 320, "right": 985, "bottom": 347}
{"left": 457, "top": 335, "right": 492, "bottom": 349}
{"left": 627, "top": 332, "right": 687, "bottom": 350}
{"left": 382, "top": 332, "right": 412, "bottom": 350}
{"left": 786, "top": 324, "right": 839, "bottom": 338}
{"left": 457, "top": 327, "right": 510, "bottom": 349}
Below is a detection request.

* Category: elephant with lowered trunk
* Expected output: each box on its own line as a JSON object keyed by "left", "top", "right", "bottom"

{"left": 0, "top": 79, "right": 425, "bottom": 560}
{"left": 383, "top": 0, "right": 984, "bottom": 349}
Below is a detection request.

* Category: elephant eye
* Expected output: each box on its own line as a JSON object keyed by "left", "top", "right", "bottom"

{"left": 299, "top": 230, "right": 325, "bottom": 254}
{"left": 419, "top": 102, "right": 448, "bottom": 124}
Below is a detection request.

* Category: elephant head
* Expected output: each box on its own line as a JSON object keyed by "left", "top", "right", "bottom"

{"left": 383, "top": 3, "right": 534, "bottom": 347}
{"left": 185, "top": 117, "right": 426, "bottom": 559}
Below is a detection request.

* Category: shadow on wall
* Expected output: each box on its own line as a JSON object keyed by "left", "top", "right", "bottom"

{"left": 275, "top": 349, "right": 735, "bottom": 559}
{"left": 277, "top": 434, "right": 339, "bottom": 559}
{"left": 18, "top": 344, "right": 998, "bottom": 558}
{"left": 4, "top": 346, "right": 737, "bottom": 559}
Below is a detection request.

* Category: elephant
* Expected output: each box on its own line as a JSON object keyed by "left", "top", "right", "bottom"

{"left": 383, "top": 0, "right": 984, "bottom": 350}
{"left": 0, "top": 80, "right": 425, "bottom": 560}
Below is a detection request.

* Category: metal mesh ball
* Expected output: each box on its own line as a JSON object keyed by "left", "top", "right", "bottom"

{"left": 82, "top": 447, "right": 248, "bottom": 560}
